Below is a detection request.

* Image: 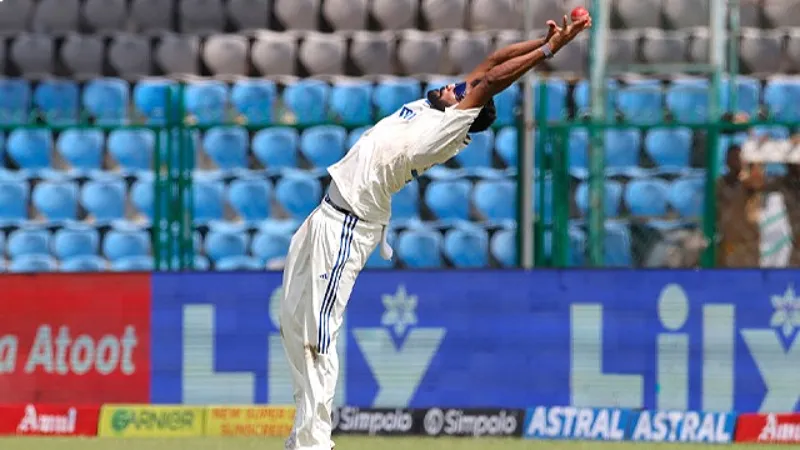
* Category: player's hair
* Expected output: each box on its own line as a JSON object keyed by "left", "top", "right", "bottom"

{"left": 468, "top": 98, "right": 496, "bottom": 133}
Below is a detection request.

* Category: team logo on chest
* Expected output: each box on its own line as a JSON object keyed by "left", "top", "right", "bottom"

{"left": 398, "top": 106, "right": 416, "bottom": 120}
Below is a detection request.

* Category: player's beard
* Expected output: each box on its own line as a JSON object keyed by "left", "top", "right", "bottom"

{"left": 426, "top": 89, "right": 448, "bottom": 112}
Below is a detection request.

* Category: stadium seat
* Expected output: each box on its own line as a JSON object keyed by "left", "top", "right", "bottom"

{"left": 251, "top": 31, "right": 297, "bottom": 76}
{"left": 300, "top": 125, "right": 347, "bottom": 168}
{"left": 490, "top": 227, "right": 516, "bottom": 267}
{"left": 193, "top": 180, "right": 225, "bottom": 224}
{"left": 424, "top": 179, "right": 471, "bottom": 222}
{"left": 53, "top": 225, "right": 99, "bottom": 260}
{"left": 567, "top": 129, "right": 589, "bottom": 177}
{"left": 274, "top": 0, "right": 319, "bottom": 30}
{"left": 330, "top": 82, "right": 373, "bottom": 126}
{"left": 347, "top": 126, "right": 370, "bottom": 149}
{"left": 133, "top": 79, "right": 180, "bottom": 124}
{"left": 10, "top": 34, "right": 54, "bottom": 77}
{"left": 215, "top": 255, "right": 263, "bottom": 271}
{"left": 669, "top": 176, "right": 705, "bottom": 218}
{"left": 740, "top": 29, "right": 784, "bottom": 74}
{"left": 456, "top": 130, "right": 493, "bottom": 169}
{"left": 299, "top": 32, "right": 346, "bottom": 75}
{"left": 205, "top": 230, "right": 248, "bottom": 262}
{"left": 616, "top": 80, "right": 663, "bottom": 125}
{"left": 532, "top": 78, "right": 568, "bottom": 122}
{"left": 108, "top": 129, "right": 155, "bottom": 173}
{"left": 534, "top": 174, "right": 553, "bottom": 224}
{"left": 0, "top": 0, "right": 33, "bottom": 34}
{"left": 471, "top": 0, "right": 518, "bottom": 29}
{"left": 605, "top": 129, "right": 642, "bottom": 174}
{"left": 574, "top": 79, "right": 617, "bottom": 116}
{"left": 494, "top": 127, "right": 517, "bottom": 167}
{"left": 130, "top": 175, "right": 154, "bottom": 220}
{"left": 575, "top": 181, "right": 623, "bottom": 218}
{"left": 397, "top": 30, "right": 444, "bottom": 75}
{"left": 111, "top": 255, "right": 154, "bottom": 271}
{"left": 252, "top": 127, "right": 299, "bottom": 171}
{"left": 32, "top": 181, "right": 78, "bottom": 222}
{"left": 203, "top": 34, "right": 248, "bottom": 76}
{"left": 492, "top": 82, "right": 520, "bottom": 127}
{"left": 108, "top": 33, "right": 152, "bottom": 79}
{"left": 443, "top": 224, "right": 489, "bottom": 268}
{"left": 129, "top": 0, "right": 172, "bottom": 31}
{"left": 350, "top": 31, "right": 393, "bottom": 75}
{"left": 645, "top": 127, "right": 693, "bottom": 174}
{"left": 641, "top": 29, "right": 688, "bottom": 64}
{"left": 83, "top": 0, "right": 126, "bottom": 32}
{"left": 397, "top": 229, "right": 443, "bottom": 268}
{"left": 606, "top": 30, "right": 638, "bottom": 66}
{"left": 0, "top": 79, "right": 31, "bottom": 124}
{"left": 473, "top": 179, "right": 515, "bottom": 222}
{"left": 33, "top": 0, "right": 79, "bottom": 32}
{"left": 763, "top": 78, "right": 800, "bottom": 122}
{"left": 228, "top": 178, "right": 272, "bottom": 223}
{"left": 60, "top": 34, "right": 104, "bottom": 78}
{"left": 185, "top": 81, "right": 228, "bottom": 125}
{"left": 9, "top": 254, "right": 57, "bottom": 273}
{"left": 447, "top": 31, "right": 492, "bottom": 75}
{"left": 7, "top": 228, "right": 50, "bottom": 258}
{"left": 604, "top": 222, "right": 632, "bottom": 267}
{"left": 7, "top": 128, "right": 52, "bottom": 173}
{"left": 366, "top": 229, "right": 396, "bottom": 268}
{"left": 283, "top": 80, "right": 330, "bottom": 125}
{"left": 392, "top": 179, "right": 420, "bottom": 225}
{"left": 625, "top": 179, "right": 670, "bottom": 217}
{"left": 0, "top": 180, "right": 28, "bottom": 225}
{"left": 227, "top": 0, "right": 269, "bottom": 31}
{"left": 231, "top": 79, "right": 277, "bottom": 125}
{"left": 372, "top": 0, "right": 417, "bottom": 29}
{"left": 56, "top": 129, "right": 104, "bottom": 173}
{"left": 666, "top": 79, "right": 710, "bottom": 124}
{"left": 202, "top": 126, "right": 248, "bottom": 173}
{"left": 82, "top": 78, "right": 129, "bottom": 125}
{"left": 373, "top": 79, "right": 422, "bottom": 119}
{"left": 155, "top": 33, "right": 201, "bottom": 75}
{"left": 33, "top": 80, "right": 79, "bottom": 125}
{"left": 422, "top": 0, "right": 467, "bottom": 30}
{"left": 81, "top": 178, "right": 126, "bottom": 222}
{"left": 180, "top": 0, "right": 225, "bottom": 33}
{"left": 721, "top": 77, "right": 761, "bottom": 118}
{"left": 275, "top": 172, "right": 322, "bottom": 219}
{"left": 103, "top": 228, "right": 150, "bottom": 261}
{"left": 60, "top": 255, "right": 107, "bottom": 272}
{"left": 251, "top": 229, "right": 291, "bottom": 263}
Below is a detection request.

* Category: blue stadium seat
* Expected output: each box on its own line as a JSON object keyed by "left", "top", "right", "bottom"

{"left": 473, "top": 179, "right": 515, "bottom": 222}
{"left": 666, "top": 78, "right": 710, "bottom": 124}
{"left": 490, "top": 227, "right": 516, "bottom": 267}
{"left": 251, "top": 229, "right": 291, "bottom": 263}
{"left": 133, "top": 79, "right": 180, "bottom": 124}
{"left": 751, "top": 125, "right": 790, "bottom": 140}
{"left": 228, "top": 178, "right": 272, "bottom": 223}
{"left": 397, "top": 228, "right": 443, "bottom": 268}
{"left": 532, "top": 78, "right": 568, "bottom": 122}
{"left": 605, "top": 129, "right": 642, "bottom": 175}
{"left": 275, "top": 172, "right": 322, "bottom": 219}
{"left": 534, "top": 174, "right": 553, "bottom": 224}
{"left": 111, "top": 255, "right": 154, "bottom": 271}
{"left": 493, "top": 82, "right": 520, "bottom": 127}
{"left": 0, "top": 79, "right": 31, "bottom": 124}
{"left": 569, "top": 225, "right": 587, "bottom": 267}
{"left": 365, "top": 230, "right": 396, "bottom": 269}
{"left": 330, "top": 81, "right": 373, "bottom": 125}
{"left": 625, "top": 179, "right": 670, "bottom": 217}
{"left": 443, "top": 224, "right": 488, "bottom": 268}
{"left": 604, "top": 222, "right": 632, "bottom": 267}
{"left": 721, "top": 76, "right": 760, "bottom": 117}
{"left": 574, "top": 79, "right": 618, "bottom": 116}
{"left": 34, "top": 80, "right": 80, "bottom": 124}
{"left": 347, "top": 126, "right": 370, "bottom": 149}
{"left": 203, "top": 126, "right": 248, "bottom": 173}
{"left": 567, "top": 129, "right": 589, "bottom": 178}
{"left": 81, "top": 178, "right": 126, "bottom": 222}
{"left": 373, "top": 78, "right": 421, "bottom": 118}
{"left": 103, "top": 228, "right": 150, "bottom": 261}
{"left": 53, "top": 225, "right": 99, "bottom": 259}
{"left": 215, "top": 255, "right": 263, "bottom": 271}
{"left": 495, "top": 127, "right": 517, "bottom": 167}
{"left": 763, "top": 78, "right": 800, "bottom": 122}
{"left": 60, "top": 255, "right": 107, "bottom": 272}
{"left": 456, "top": 130, "right": 493, "bottom": 169}
{"left": 32, "top": 181, "right": 78, "bottom": 222}
{"left": 185, "top": 80, "right": 228, "bottom": 125}
{"left": 9, "top": 254, "right": 57, "bottom": 273}
{"left": 231, "top": 79, "right": 276, "bottom": 125}
{"left": 424, "top": 179, "right": 471, "bottom": 222}
{"left": 82, "top": 78, "right": 129, "bottom": 125}
{"left": 282, "top": 79, "right": 330, "bottom": 125}
{"left": 300, "top": 125, "right": 347, "bottom": 168}
{"left": 205, "top": 230, "right": 248, "bottom": 262}
{"left": 193, "top": 180, "right": 225, "bottom": 224}
{"left": 669, "top": 176, "right": 705, "bottom": 218}
{"left": 0, "top": 180, "right": 28, "bottom": 225}
{"left": 7, "top": 128, "right": 52, "bottom": 173}
{"left": 575, "top": 181, "right": 623, "bottom": 218}
{"left": 108, "top": 129, "right": 155, "bottom": 173}
{"left": 56, "top": 128, "right": 104, "bottom": 173}
{"left": 645, "top": 127, "right": 692, "bottom": 173}
{"left": 616, "top": 79, "right": 663, "bottom": 125}
{"left": 252, "top": 127, "right": 299, "bottom": 171}
{"left": 7, "top": 228, "right": 50, "bottom": 258}
{"left": 184, "top": 255, "right": 211, "bottom": 271}
{"left": 392, "top": 179, "right": 420, "bottom": 225}
{"left": 130, "top": 175, "right": 154, "bottom": 220}
{"left": 0, "top": 259, "right": 5, "bottom": 273}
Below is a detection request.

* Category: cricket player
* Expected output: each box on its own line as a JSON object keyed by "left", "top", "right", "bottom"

{"left": 280, "top": 14, "right": 592, "bottom": 450}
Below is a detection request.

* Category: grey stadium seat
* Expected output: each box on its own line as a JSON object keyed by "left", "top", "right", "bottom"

{"left": 274, "top": 0, "right": 319, "bottom": 31}
{"left": 298, "top": 32, "right": 346, "bottom": 76}
{"left": 688, "top": 27, "right": 710, "bottom": 63}
{"left": 641, "top": 29, "right": 688, "bottom": 64}
{"left": 736, "top": 0, "right": 761, "bottom": 28}
{"left": 252, "top": 31, "right": 297, "bottom": 76}
{"left": 663, "top": 0, "right": 710, "bottom": 29}
{"left": 372, "top": 0, "right": 418, "bottom": 30}
{"left": 227, "top": 0, "right": 270, "bottom": 31}
{"left": 547, "top": 34, "right": 588, "bottom": 73}
{"left": 323, "top": 0, "right": 368, "bottom": 31}
{"left": 764, "top": 0, "right": 800, "bottom": 28}
{"left": 613, "top": 0, "right": 661, "bottom": 29}
{"left": 32, "top": 0, "right": 79, "bottom": 33}
{"left": 203, "top": 34, "right": 249, "bottom": 76}
{"left": 109, "top": 33, "right": 152, "bottom": 78}
{"left": 156, "top": 33, "right": 200, "bottom": 75}
{"left": 0, "top": 38, "right": 5, "bottom": 74}
{"left": 61, "top": 34, "right": 105, "bottom": 77}
{"left": 350, "top": 31, "right": 394, "bottom": 75}
{"left": 83, "top": 0, "right": 127, "bottom": 33}
{"left": 130, "top": 0, "right": 173, "bottom": 33}
{"left": 397, "top": 30, "right": 445, "bottom": 75}
{"left": 740, "top": 28, "right": 785, "bottom": 74}
{"left": 494, "top": 30, "right": 522, "bottom": 50}
{"left": 788, "top": 29, "right": 800, "bottom": 71}
{"left": 0, "top": 0, "right": 34, "bottom": 35}
{"left": 180, "top": 0, "right": 225, "bottom": 33}
{"left": 471, "top": 0, "right": 520, "bottom": 31}
{"left": 447, "top": 31, "right": 491, "bottom": 74}
{"left": 422, "top": 0, "right": 467, "bottom": 31}
{"left": 10, "top": 33, "right": 54, "bottom": 77}
{"left": 607, "top": 30, "right": 638, "bottom": 66}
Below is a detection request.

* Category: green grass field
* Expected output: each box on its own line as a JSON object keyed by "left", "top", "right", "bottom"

{"left": 0, "top": 437, "right": 777, "bottom": 450}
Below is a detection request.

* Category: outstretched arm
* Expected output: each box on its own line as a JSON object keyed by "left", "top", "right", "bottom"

{"left": 464, "top": 33, "right": 554, "bottom": 84}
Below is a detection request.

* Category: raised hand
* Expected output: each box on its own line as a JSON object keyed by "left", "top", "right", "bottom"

{"left": 546, "top": 14, "right": 592, "bottom": 53}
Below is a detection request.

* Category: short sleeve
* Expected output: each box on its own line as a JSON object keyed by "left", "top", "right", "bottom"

{"left": 406, "top": 106, "right": 482, "bottom": 170}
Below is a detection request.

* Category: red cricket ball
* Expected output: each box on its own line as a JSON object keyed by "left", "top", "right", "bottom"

{"left": 571, "top": 6, "right": 589, "bottom": 21}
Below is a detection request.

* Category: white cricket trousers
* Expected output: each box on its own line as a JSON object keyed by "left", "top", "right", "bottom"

{"left": 280, "top": 200, "right": 381, "bottom": 450}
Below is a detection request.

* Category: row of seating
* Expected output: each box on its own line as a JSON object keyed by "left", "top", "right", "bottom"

{"left": 2, "top": 0, "right": 798, "bottom": 34}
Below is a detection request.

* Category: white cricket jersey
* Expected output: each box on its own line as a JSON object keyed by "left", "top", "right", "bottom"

{"left": 327, "top": 99, "right": 483, "bottom": 225}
